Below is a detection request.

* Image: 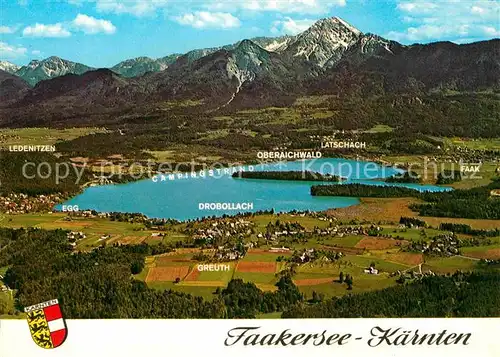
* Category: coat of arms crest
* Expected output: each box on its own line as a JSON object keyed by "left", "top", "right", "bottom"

{"left": 24, "top": 299, "right": 67, "bottom": 349}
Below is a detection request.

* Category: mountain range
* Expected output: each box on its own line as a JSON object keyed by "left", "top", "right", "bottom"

{"left": 2, "top": 18, "right": 366, "bottom": 86}
{"left": 0, "top": 61, "right": 20, "bottom": 74}
{"left": 0, "top": 17, "right": 498, "bottom": 127}
{"left": 1, "top": 35, "right": 295, "bottom": 85}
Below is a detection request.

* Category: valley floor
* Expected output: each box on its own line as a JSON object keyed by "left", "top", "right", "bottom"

{"left": 1, "top": 196, "right": 499, "bottom": 310}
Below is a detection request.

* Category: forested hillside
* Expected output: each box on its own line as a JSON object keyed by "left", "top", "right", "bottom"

{"left": 283, "top": 271, "right": 500, "bottom": 318}
{"left": 0, "top": 152, "right": 89, "bottom": 196}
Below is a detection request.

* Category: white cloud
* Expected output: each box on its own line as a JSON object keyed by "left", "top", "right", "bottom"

{"left": 388, "top": 24, "right": 471, "bottom": 42}
{"left": 397, "top": 1, "right": 438, "bottom": 14}
{"left": 388, "top": 0, "right": 500, "bottom": 43}
{"left": 90, "top": 0, "right": 169, "bottom": 17}
{"left": 206, "top": 0, "right": 346, "bottom": 14}
{"left": 32, "top": 50, "right": 42, "bottom": 55}
{"left": 23, "top": 23, "right": 71, "bottom": 38}
{"left": 469, "top": 1, "right": 500, "bottom": 21}
{"left": 72, "top": 14, "right": 116, "bottom": 34}
{"left": 0, "top": 26, "right": 17, "bottom": 34}
{"left": 480, "top": 26, "right": 500, "bottom": 37}
{"left": 22, "top": 15, "right": 116, "bottom": 38}
{"left": 0, "top": 41, "right": 27, "bottom": 59}
{"left": 471, "top": 5, "right": 486, "bottom": 15}
{"left": 271, "top": 17, "right": 315, "bottom": 35}
{"left": 68, "top": 0, "right": 346, "bottom": 16}
{"left": 174, "top": 12, "right": 241, "bottom": 29}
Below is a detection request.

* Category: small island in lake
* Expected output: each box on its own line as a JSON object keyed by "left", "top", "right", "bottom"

{"left": 385, "top": 171, "right": 421, "bottom": 184}
{"left": 232, "top": 170, "right": 344, "bottom": 182}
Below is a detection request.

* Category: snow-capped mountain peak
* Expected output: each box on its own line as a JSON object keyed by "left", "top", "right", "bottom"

{"left": 332, "top": 16, "right": 362, "bottom": 36}
{"left": 0, "top": 61, "right": 20, "bottom": 74}
{"left": 111, "top": 55, "right": 180, "bottom": 77}
{"left": 262, "top": 37, "right": 294, "bottom": 52}
{"left": 282, "top": 16, "right": 363, "bottom": 67}
{"left": 15, "top": 56, "right": 93, "bottom": 86}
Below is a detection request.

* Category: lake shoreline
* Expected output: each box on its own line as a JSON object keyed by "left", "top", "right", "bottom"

{"left": 57, "top": 158, "right": 450, "bottom": 221}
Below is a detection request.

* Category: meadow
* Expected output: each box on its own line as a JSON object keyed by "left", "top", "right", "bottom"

{"left": 0, "top": 127, "right": 108, "bottom": 149}
{"left": 1, "top": 200, "right": 498, "bottom": 305}
{"left": 0, "top": 213, "right": 187, "bottom": 250}
{"left": 132, "top": 243, "right": 470, "bottom": 301}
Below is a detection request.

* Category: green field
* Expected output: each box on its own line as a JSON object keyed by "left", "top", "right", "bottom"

{"left": 293, "top": 271, "right": 335, "bottom": 280}
{"left": 0, "top": 127, "right": 109, "bottom": 149}
{"left": 321, "top": 235, "right": 364, "bottom": 247}
{"left": 233, "top": 271, "right": 277, "bottom": 284}
{"left": 250, "top": 214, "right": 331, "bottom": 232}
{"left": 381, "top": 156, "right": 499, "bottom": 188}
{"left": 342, "top": 254, "right": 411, "bottom": 273}
{"left": 197, "top": 265, "right": 236, "bottom": 284}
{"left": 423, "top": 256, "right": 478, "bottom": 274}
{"left": 0, "top": 213, "right": 188, "bottom": 250}
{"left": 380, "top": 227, "right": 443, "bottom": 241}
{"left": 2, "top": 199, "right": 497, "bottom": 310}
{"left": 450, "top": 137, "right": 500, "bottom": 151}
{"left": 299, "top": 274, "right": 397, "bottom": 299}
{"left": 460, "top": 244, "right": 500, "bottom": 259}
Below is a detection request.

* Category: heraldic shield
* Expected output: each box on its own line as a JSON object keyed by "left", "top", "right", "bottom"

{"left": 24, "top": 299, "right": 67, "bottom": 349}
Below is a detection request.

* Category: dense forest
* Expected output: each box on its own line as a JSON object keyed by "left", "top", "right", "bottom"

{"left": 399, "top": 217, "right": 427, "bottom": 227}
{"left": 311, "top": 179, "right": 500, "bottom": 220}
{"left": 436, "top": 170, "right": 463, "bottom": 185}
{"left": 34, "top": 91, "right": 498, "bottom": 162}
{"left": 439, "top": 223, "right": 500, "bottom": 237}
{"left": 311, "top": 183, "right": 424, "bottom": 198}
{"left": 1, "top": 227, "right": 499, "bottom": 319}
{"left": 0, "top": 228, "right": 301, "bottom": 318}
{"left": 0, "top": 152, "right": 90, "bottom": 196}
{"left": 385, "top": 171, "right": 421, "bottom": 184}
{"left": 232, "top": 170, "right": 342, "bottom": 182}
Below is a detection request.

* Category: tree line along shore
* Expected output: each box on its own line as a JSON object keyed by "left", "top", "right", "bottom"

{"left": 232, "top": 170, "right": 343, "bottom": 182}
{"left": 311, "top": 180, "right": 500, "bottom": 220}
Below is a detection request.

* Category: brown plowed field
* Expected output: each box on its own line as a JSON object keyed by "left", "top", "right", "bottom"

{"left": 321, "top": 246, "right": 365, "bottom": 255}
{"left": 293, "top": 277, "right": 335, "bottom": 286}
{"left": 145, "top": 266, "right": 190, "bottom": 282}
{"left": 159, "top": 248, "right": 215, "bottom": 256}
{"left": 385, "top": 252, "right": 423, "bottom": 265}
{"left": 183, "top": 268, "right": 201, "bottom": 281}
{"left": 463, "top": 248, "right": 500, "bottom": 260}
{"left": 326, "top": 198, "right": 417, "bottom": 223}
{"left": 355, "top": 237, "right": 405, "bottom": 250}
{"left": 236, "top": 261, "right": 276, "bottom": 273}
{"left": 155, "top": 256, "right": 192, "bottom": 266}
{"left": 247, "top": 249, "right": 292, "bottom": 255}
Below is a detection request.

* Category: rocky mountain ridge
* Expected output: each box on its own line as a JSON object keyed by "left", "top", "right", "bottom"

{"left": 1, "top": 17, "right": 498, "bottom": 127}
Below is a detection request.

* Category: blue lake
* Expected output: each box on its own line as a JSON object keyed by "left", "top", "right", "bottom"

{"left": 58, "top": 158, "right": 452, "bottom": 220}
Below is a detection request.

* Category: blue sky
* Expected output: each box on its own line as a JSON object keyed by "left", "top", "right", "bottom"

{"left": 1, "top": 0, "right": 499, "bottom": 67}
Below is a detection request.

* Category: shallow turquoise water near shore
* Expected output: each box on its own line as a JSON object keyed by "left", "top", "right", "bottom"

{"left": 58, "top": 158, "right": 451, "bottom": 220}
